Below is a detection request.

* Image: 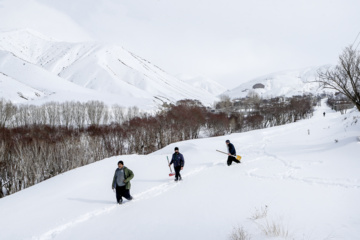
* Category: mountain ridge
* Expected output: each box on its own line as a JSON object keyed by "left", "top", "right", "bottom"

{"left": 0, "top": 29, "right": 219, "bottom": 108}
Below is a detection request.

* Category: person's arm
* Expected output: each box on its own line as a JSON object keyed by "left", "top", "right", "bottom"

{"left": 112, "top": 170, "right": 117, "bottom": 189}
{"left": 124, "top": 168, "right": 134, "bottom": 183}
{"left": 230, "top": 144, "right": 236, "bottom": 155}
{"left": 181, "top": 154, "right": 185, "bottom": 169}
{"left": 169, "top": 154, "right": 174, "bottom": 166}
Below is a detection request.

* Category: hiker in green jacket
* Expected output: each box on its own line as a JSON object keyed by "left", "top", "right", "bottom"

{"left": 112, "top": 160, "right": 134, "bottom": 204}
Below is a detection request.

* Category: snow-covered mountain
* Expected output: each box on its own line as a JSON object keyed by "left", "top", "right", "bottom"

{"left": 177, "top": 74, "right": 228, "bottom": 96}
{"left": 223, "top": 66, "right": 333, "bottom": 99}
{"left": 0, "top": 100, "right": 359, "bottom": 239}
{"left": 0, "top": 29, "right": 219, "bottom": 108}
{"left": 0, "top": 50, "right": 143, "bottom": 106}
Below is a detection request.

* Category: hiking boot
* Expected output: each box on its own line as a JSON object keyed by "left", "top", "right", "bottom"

{"left": 118, "top": 199, "right": 123, "bottom": 204}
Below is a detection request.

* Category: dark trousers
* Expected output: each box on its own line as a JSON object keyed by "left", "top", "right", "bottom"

{"left": 116, "top": 185, "right": 132, "bottom": 203}
{"left": 174, "top": 166, "right": 182, "bottom": 180}
{"left": 227, "top": 156, "right": 240, "bottom": 166}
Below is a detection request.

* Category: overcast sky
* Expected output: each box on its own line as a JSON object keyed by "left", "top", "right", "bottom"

{"left": 1, "top": 0, "right": 360, "bottom": 88}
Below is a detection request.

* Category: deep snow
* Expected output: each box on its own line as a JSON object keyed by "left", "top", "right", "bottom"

{"left": 0, "top": 100, "right": 359, "bottom": 240}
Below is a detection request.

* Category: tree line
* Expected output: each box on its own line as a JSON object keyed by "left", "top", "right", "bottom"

{"left": 0, "top": 96, "right": 317, "bottom": 198}
{"left": 0, "top": 100, "right": 140, "bottom": 128}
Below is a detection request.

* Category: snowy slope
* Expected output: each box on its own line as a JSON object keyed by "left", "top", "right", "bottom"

{"left": 177, "top": 74, "right": 228, "bottom": 96}
{"left": 0, "top": 100, "right": 359, "bottom": 240}
{"left": 0, "top": 72, "right": 44, "bottom": 101}
{"left": 0, "top": 29, "right": 219, "bottom": 108}
{"left": 224, "top": 66, "right": 333, "bottom": 99}
{"left": 0, "top": 50, "right": 152, "bottom": 107}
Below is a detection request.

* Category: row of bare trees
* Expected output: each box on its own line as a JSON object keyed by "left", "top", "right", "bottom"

{"left": 215, "top": 95, "right": 317, "bottom": 131}
{"left": 1, "top": 96, "right": 316, "bottom": 198}
{"left": 326, "top": 93, "right": 355, "bottom": 114}
{"left": 0, "top": 100, "right": 140, "bottom": 128}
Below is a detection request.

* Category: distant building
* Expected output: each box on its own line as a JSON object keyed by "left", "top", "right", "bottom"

{"left": 252, "top": 83, "right": 265, "bottom": 89}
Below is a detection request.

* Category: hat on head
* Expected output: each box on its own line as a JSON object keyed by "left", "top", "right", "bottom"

{"left": 225, "top": 140, "right": 230, "bottom": 143}
{"left": 118, "top": 160, "right": 124, "bottom": 165}
{"left": 174, "top": 147, "right": 179, "bottom": 151}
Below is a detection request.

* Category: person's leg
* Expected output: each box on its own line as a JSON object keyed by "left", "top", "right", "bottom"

{"left": 122, "top": 187, "right": 133, "bottom": 201}
{"left": 174, "top": 166, "right": 181, "bottom": 180}
{"left": 115, "top": 185, "right": 122, "bottom": 203}
{"left": 227, "top": 156, "right": 232, "bottom": 166}
{"left": 118, "top": 186, "right": 128, "bottom": 203}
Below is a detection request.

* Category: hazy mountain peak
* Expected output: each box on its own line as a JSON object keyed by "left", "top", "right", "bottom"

{"left": 223, "top": 66, "right": 333, "bottom": 99}
{"left": 177, "top": 74, "right": 228, "bottom": 96}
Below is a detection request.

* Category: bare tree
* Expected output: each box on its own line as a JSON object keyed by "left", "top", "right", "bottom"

{"left": 318, "top": 46, "right": 360, "bottom": 111}
{"left": 45, "top": 102, "right": 60, "bottom": 126}
{"left": 60, "top": 102, "right": 74, "bottom": 128}
{"left": 127, "top": 106, "right": 140, "bottom": 121}
{"left": 0, "top": 99, "right": 17, "bottom": 127}
{"left": 86, "top": 101, "right": 106, "bottom": 126}
{"left": 73, "top": 102, "right": 87, "bottom": 129}
{"left": 246, "top": 90, "right": 261, "bottom": 112}
{"left": 112, "top": 104, "right": 125, "bottom": 124}
{"left": 216, "top": 94, "right": 233, "bottom": 114}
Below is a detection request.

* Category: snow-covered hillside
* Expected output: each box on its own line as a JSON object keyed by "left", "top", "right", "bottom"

{"left": 177, "top": 74, "right": 228, "bottom": 96}
{"left": 1, "top": 100, "right": 359, "bottom": 240}
{"left": 0, "top": 49, "right": 150, "bottom": 107}
{"left": 223, "top": 66, "right": 333, "bottom": 99}
{"left": 0, "top": 29, "right": 219, "bottom": 108}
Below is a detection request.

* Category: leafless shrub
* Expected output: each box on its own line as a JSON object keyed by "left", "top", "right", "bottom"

{"left": 259, "top": 219, "right": 289, "bottom": 238}
{"left": 229, "top": 226, "right": 252, "bottom": 240}
{"left": 250, "top": 205, "right": 268, "bottom": 220}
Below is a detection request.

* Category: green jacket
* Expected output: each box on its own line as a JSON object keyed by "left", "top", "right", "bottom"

{"left": 112, "top": 166, "right": 134, "bottom": 190}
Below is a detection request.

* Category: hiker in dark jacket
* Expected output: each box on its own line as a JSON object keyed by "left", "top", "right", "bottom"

{"left": 112, "top": 160, "right": 134, "bottom": 204}
{"left": 226, "top": 140, "right": 240, "bottom": 166}
{"left": 169, "top": 147, "right": 185, "bottom": 181}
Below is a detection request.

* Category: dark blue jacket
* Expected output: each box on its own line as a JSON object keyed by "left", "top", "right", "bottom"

{"left": 170, "top": 153, "right": 185, "bottom": 167}
{"left": 228, "top": 143, "right": 236, "bottom": 155}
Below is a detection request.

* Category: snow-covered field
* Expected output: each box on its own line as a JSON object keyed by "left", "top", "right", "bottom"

{"left": 0, "top": 100, "right": 359, "bottom": 240}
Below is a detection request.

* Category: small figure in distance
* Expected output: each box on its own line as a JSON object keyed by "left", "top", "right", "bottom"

{"left": 169, "top": 147, "right": 185, "bottom": 181}
{"left": 226, "top": 140, "right": 240, "bottom": 166}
